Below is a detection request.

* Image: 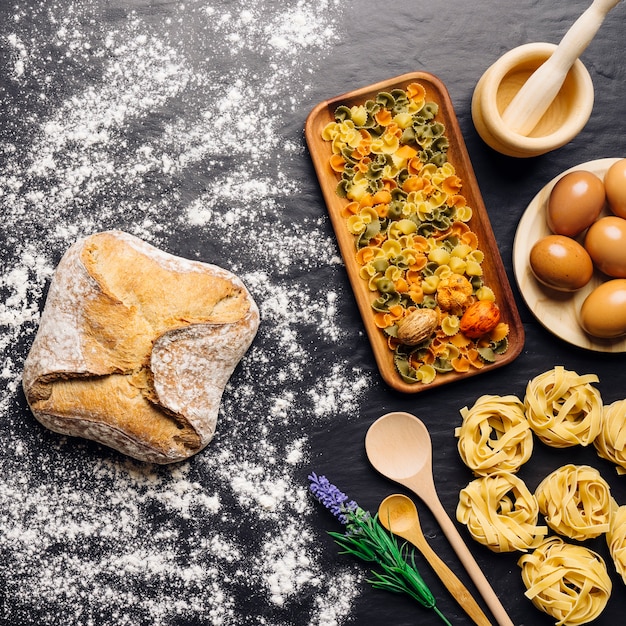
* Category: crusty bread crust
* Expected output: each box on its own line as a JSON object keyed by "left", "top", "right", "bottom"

{"left": 22, "top": 231, "right": 260, "bottom": 464}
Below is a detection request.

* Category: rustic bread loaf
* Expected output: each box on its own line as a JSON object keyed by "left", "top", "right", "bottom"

{"left": 22, "top": 230, "right": 260, "bottom": 464}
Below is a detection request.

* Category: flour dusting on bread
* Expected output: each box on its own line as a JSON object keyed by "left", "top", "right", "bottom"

{"left": 22, "top": 230, "right": 260, "bottom": 463}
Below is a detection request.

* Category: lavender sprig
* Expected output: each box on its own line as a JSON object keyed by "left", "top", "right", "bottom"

{"left": 308, "top": 472, "right": 358, "bottom": 524}
{"left": 308, "top": 473, "right": 451, "bottom": 626}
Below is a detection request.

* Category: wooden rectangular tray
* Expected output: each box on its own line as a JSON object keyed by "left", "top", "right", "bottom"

{"left": 305, "top": 72, "right": 524, "bottom": 393}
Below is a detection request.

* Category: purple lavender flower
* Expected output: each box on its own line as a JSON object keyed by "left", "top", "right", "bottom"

{"left": 308, "top": 472, "right": 358, "bottom": 525}
{"left": 307, "top": 472, "right": 450, "bottom": 624}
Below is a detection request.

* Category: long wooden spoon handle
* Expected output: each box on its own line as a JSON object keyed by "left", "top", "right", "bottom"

{"left": 411, "top": 532, "right": 492, "bottom": 626}
{"left": 424, "top": 495, "right": 514, "bottom": 626}
{"left": 502, "top": 0, "right": 621, "bottom": 135}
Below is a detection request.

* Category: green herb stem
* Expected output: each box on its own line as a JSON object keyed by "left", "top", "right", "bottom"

{"left": 330, "top": 508, "right": 452, "bottom": 626}
{"left": 308, "top": 475, "right": 451, "bottom": 625}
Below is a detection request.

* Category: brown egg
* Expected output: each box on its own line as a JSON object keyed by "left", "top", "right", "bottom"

{"left": 529, "top": 235, "right": 593, "bottom": 291}
{"left": 584, "top": 216, "right": 626, "bottom": 277}
{"left": 547, "top": 171, "right": 606, "bottom": 237}
{"left": 580, "top": 279, "right": 626, "bottom": 338}
{"left": 604, "top": 158, "right": 626, "bottom": 219}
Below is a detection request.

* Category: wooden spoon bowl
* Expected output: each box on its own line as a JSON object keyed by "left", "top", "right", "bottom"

{"left": 379, "top": 494, "right": 492, "bottom": 626}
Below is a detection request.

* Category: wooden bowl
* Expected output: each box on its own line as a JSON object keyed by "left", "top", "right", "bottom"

{"left": 306, "top": 72, "right": 524, "bottom": 393}
{"left": 472, "top": 43, "right": 594, "bottom": 158}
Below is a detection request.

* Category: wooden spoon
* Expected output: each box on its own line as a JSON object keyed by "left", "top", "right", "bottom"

{"left": 501, "top": 0, "right": 621, "bottom": 136}
{"left": 379, "top": 494, "right": 492, "bottom": 626}
{"left": 365, "top": 411, "right": 514, "bottom": 626}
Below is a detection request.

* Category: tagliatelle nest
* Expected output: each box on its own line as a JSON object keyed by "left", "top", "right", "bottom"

{"left": 456, "top": 472, "right": 547, "bottom": 553}
{"left": 518, "top": 537, "right": 612, "bottom": 626}
{"left": 524, "top": 366, "right": 602, "bottom": 448}
{"left": 607, "top": 504, "right": 626, "bottom": 585}
{"left": 594, "top": 398, "right": 626, "bottom": 474}
{"left": 455, "top": 394, "right": 532, "bottom": 475}
{"left": 535, "top": 464, "right": 613, "bottom": 541}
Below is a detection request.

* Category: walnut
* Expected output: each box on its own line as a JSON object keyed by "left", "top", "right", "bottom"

{"left": 397, "top": 308, "right": 439, "bottom": 345}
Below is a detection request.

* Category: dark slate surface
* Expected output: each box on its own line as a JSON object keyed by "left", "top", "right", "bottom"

{"left": 1, "top": 0, "right": 626, "bottom": 625}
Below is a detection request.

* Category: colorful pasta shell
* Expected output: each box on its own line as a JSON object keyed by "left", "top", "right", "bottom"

{"left": 322, "top": 82, "right": 510, "bottom": 385}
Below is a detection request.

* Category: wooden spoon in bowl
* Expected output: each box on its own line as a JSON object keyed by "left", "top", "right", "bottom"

{"left": 502, "top": 0, "right": 622, "bottom": 136}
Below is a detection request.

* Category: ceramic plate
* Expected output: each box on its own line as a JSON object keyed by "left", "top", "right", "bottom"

{"left": 305, "top": 72, "right": 524, "bottom": 392}
{"left": 512, "top": 157, "right": 626, "bottom": 352}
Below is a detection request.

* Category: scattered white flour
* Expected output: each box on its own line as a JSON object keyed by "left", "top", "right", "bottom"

{"left": 0, "top": 0, "right": 370, "bottom": 624}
